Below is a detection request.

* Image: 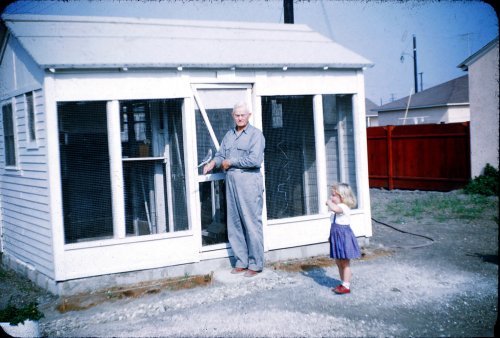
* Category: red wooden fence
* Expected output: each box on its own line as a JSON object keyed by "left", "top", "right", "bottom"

{"left": 367, "top": 122, "right": 470, "bottom": 191}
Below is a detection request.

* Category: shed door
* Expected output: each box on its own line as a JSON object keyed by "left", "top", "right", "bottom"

{"left": 193, "top": 85, "right": 252, "bottom": 248}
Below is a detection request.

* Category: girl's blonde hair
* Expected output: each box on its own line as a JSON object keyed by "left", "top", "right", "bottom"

{"left": 331, "top": 182, "right": 357, "bottom": 209}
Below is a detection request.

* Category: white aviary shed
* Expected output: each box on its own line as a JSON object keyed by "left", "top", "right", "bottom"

{"left": 0, "top": 14, "right": 373, "bottom": 295}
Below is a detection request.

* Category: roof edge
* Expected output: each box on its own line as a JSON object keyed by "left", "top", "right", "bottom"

{"left": 1, "top": 13, "right": 315, "bottom": 33}
{"left": 377, "top": 102, "right": 469, "bottom": 113}
{"left": 458, "top": 36, "right": 499, "bottom": 70}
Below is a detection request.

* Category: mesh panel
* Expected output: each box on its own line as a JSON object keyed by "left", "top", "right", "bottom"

{"left": 199, "top": 180, "right": 227, "bottom": 245}
{"left": 120, "top": 99, "right": 188, "bottom": 235}
{"left": 195, "top": 108, "right": 233, "bottom": 175}
{"left": 194, "top": 87, "right": 248, "bottom": 246}
{"left": 262, "top": 96, "right": 319, "bottom": 220}
{"left": 58, "top": 101, "right": 113, "bottom": 243}
{"left": 58, "top": 99, "right": 188, "bottom": 244}
{"left": 323, "top": 95, "right": 358, "bottom": 200}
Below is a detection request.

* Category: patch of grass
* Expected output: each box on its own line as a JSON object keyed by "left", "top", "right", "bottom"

{"left": 385, "top": 192, "right": 498, "bottom": 223}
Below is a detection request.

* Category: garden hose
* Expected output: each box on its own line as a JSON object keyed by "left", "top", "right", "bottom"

{"left": 371, "top": 217, "right": 435, "bottom": 249}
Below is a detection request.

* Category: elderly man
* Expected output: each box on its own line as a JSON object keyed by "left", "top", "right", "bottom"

{"left": 203, "top": 102, "right": 265, "bottom": 277}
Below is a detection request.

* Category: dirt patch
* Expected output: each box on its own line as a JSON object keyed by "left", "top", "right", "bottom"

{"left": 56, "top": 272, "right": 213, "bottom": 313}
{"left": 270, "top": 247, "right": 394, "bottom": 273}
{"left": 270, "top": 256, "right": 335, "bottom": 273}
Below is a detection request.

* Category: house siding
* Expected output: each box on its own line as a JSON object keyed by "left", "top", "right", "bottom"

{"left": 468, "top": 42, "right": 499, "bottom": 177}
{"left": 0, "top": 38, "right": 54, "bottom": 279}
{"left": 377, "top": 105, "right": 469, "bottom": 126}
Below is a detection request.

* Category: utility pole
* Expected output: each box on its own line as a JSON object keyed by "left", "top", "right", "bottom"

{"left": 413, "top": 35, "right": 418, "bottom": 93}
{"left": 284, "top": 0, "right": 294, "bottom": 24}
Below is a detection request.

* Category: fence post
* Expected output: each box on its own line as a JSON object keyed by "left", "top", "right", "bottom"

{"left": 387, "top": 126, "right": 394, "bottom": 190}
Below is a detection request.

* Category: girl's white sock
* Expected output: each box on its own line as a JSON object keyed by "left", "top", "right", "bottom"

{"left": 342, "top": 282, "right": 350, "bottom": 289}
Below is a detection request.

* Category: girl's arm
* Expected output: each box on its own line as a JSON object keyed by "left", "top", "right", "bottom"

{"left": 326, "top": 199, "right": 344, "bottom": 214}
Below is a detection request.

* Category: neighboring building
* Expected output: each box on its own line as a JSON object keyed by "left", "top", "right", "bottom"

{"left": 365, "top": 98, "right": 379, "bottom": 127}
{"left": 458, "top": 37, "right": 499, "bottom": 177}
{"left": 0, "top": 14, "right": 373, "bottom": 295}
{"left": 375, "top": 75, "right": 469, "bottom": 126}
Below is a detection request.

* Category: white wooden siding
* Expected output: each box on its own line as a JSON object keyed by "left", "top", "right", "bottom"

{"left": 0, "top": 89, "right": 54, "bottom": 278}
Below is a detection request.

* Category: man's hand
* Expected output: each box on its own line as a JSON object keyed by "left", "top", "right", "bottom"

{"left": 221, "top": 159, "right": 231, "bottom": 171}
{"left": 203, "top": 160, "right": 216, "bottom": 175}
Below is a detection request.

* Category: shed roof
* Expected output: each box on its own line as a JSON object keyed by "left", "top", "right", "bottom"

{"left": 1, "top": 14, "right": 373, "bottom": 70}
{"left": 376, "top": 75, "right": 469, "bottom": 113}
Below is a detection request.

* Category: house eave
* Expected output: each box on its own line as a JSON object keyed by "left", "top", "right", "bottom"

{"left": 42, "top": 63, "right": 374, "bottom": 72}
{"left": 378, "top": 102, "right": 469, "bottom": 113}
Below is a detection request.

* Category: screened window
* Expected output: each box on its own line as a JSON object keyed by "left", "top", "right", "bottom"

{"left": 120, "top": 99, "right": 188, "bottom": 236}
{"left": 262, "top": 96, "right": 319, "bottom": 220}
{"left": 25, "top": 92, "right": 36, "bottom": 143}
{"left": 58, "top": 101, "right": 113, "bottom": 243}
{"left": 59, "top": 99, "right": 188, "bottom": 244}
{"left": 323, "top": 94, "right": 358, "bottom": 200}
{"left": 2, "top": 102, "right": 17, "bottom": 167}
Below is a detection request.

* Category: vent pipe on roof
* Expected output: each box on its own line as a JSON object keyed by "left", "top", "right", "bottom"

{"left": 284, "top": 0, "right": 294, "bottom": 24}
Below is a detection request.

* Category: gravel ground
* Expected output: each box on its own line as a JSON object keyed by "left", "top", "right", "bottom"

{"left": 2, "top": 189, "right": 498, "bottom": 337}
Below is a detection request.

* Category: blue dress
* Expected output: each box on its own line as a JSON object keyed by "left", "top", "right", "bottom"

{"left": 330, "top": 214, "right": 361, "bottom": 260}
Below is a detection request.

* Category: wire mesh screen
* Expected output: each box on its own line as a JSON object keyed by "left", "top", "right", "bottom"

{"left": 195, "top": 107, "right": 234, "bottom": 175}
{"left": 120, "top": 99, "right": 188, "bottom": 236}
{"left": 262, "top": 96, "right": 319, "bottom": 220}
{"left": 322, "top": 94, "right": 358, "bottom": 201}
{"left": 58, "top": 101, "right": 113, "bottom": 243}
{"left": 58, "top": 99, "right": 188, "bottom": 244}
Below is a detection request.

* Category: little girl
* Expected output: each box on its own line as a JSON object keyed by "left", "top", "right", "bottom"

{"left": 326, "top": 182, "right": 361, "bottom": 294}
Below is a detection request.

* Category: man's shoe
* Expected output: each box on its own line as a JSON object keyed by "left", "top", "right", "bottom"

{"left": 332, "top": 285, "right": 350, "bottom": 294}
{"left": 243, "top": 269, "right": 259, "bottom": 277}
{"left": 231, "top": 267, "right": 247, "bottom": 274}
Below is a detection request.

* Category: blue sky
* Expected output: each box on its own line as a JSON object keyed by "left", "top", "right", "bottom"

{"left": 3, "top": 0, "right": 498, "bottom": 105}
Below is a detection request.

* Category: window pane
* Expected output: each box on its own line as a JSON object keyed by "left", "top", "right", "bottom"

{"left": 121, "top": 99, "right": 188, "bottom": 236}
{"left": 26, "top": 92, "right": 36, "bottom": 142}
{"left": 2, "top": 103, "right": 16, "bottom": 166}
{"left": 323, "top": 94, "right": 358, "bottom": 199}
{"left": 58, "top": 101, "right": 113, "bottom": 243}
{"left": 262, "top": 96, "right": 319, "bottom": 219}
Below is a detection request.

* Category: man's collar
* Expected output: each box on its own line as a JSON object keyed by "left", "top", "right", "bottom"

{"left": 233, "top": 124, "right": 250, "bottom": 133}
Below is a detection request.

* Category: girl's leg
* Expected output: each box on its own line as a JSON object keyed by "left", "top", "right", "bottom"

{"left": 333, "top": 259, "right": 352, "bottom": 294}
{"left": 335, "top": 260, "right": 344, "bottom": 281}
{"left": 338, "top": 259, "right": 352, "bottom": 284}
{"left": 342, "top": 259, "right": 352, "bottom": 283}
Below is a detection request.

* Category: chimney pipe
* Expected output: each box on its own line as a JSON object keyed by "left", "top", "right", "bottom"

{"left": 284, "top": 0, "right": 294, "bottom": 24}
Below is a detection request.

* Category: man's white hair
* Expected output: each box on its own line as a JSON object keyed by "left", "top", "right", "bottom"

{"left": 233, "top": 101, "right": 250, "bottom": 113}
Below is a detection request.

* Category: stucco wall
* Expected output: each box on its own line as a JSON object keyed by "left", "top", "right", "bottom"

{"left": 468, "top": 42, "right": 499, "bottom": 177}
